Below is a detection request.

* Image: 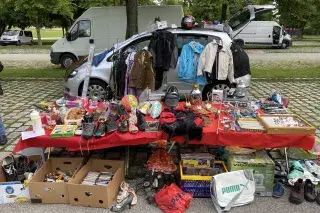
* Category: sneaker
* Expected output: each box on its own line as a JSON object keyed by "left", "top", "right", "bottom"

{"left": 82, "top": 122, "right": 95, "bottom": 139}
{"left": 94, "top": 118, "right": 106, "bottom": 137}
{"left": 137, "top": 111, "right": 146, "bottom": 131}
{"left": 118, "top": 117, "right": 128, "bottom": 133}
{"left": 2, "top": 155, "right": 18, "bottom": 182}
{"left": 0, "top": 135, "right": 7, "bottom": 146}
{"left": 305, "top": 160, "right": 320, "bottom": 178}
{"left": 316, "top": 190, "right": 320, "bottom": 205}
{"left": 304, "top": 179, "right": 316, "bottom": 202}
{"left": 128, "top": 111, "right": 138, "bottom": 134}
{"left": 273, "top": 181, "right": 284, "bottom": 198}
{"left": 16, "top": 155, "right": 29, "bottom": 181}
{"left": 106, "top": 117, "right": 117, "bottom": 133}
{"left": 289, "top": 178, "right": 304, "bottom": 204}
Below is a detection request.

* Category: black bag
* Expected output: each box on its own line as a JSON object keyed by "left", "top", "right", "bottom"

{"left": 164, "top": 85, "right": 179, "bottom": 107}
{"left": 162, "top": 110, "right": 203, "bottom": 143}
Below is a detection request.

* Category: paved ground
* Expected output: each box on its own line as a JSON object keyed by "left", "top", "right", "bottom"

{"left": 0, "top": 79, "right": 319, "bottom": 212}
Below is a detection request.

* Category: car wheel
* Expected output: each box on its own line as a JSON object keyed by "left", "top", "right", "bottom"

{"left": 281, "top": 41, "right": 288, "bottom": 49}
{"left": 79, "top": 79, "right": 112, "bottom": 101}
{"left": 16, "top": 41, "right": 21, "bottom": 46}
{"left": 60, "top": 54, "right": 77, "bottom": 69}
{"left": 202, "top": 82, "right": 231, "bottom": 101}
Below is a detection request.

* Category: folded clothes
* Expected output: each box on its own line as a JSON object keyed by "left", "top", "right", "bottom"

{"left": 81, "top": 171, "right": 113, "bottom": 186}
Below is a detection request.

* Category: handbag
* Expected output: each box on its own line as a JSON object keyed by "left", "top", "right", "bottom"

{"left": 164, "top": 85, "right": 179, "bottom": 107}
{"left": 210, "top": 170, "right": 255, "bottom": 213}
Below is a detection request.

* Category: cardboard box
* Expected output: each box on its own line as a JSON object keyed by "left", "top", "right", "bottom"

{"left": 29, "top": 158, "right": 84, "bottom": 204}
{"left": 227, "top": 151, "right": 275, "bottom": 197}
{"left": 68, "top": 159, "right": 124, "bottom": 208}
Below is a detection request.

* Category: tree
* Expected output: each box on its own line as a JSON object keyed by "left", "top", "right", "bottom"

{"left": 125, "top": 0, "right": 138, "bottom": 39}
{"left": 14, "top": 0, "right": 74, "bottom": 46}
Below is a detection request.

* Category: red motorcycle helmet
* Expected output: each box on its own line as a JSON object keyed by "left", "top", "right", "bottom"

{"left": 181, "top": 15, "right": 195, "bottom": 30}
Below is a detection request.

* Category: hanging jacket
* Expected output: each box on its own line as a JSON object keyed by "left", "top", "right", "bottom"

{"left": 129, "top": 50, "right": 155, "bottom": 91}
{"left": 124, "top": 52, "right": 136, "bottom": 96}
{"left": 149, "top": 30, "right": 178, "bottom": 71}
{"left": 230, "top": 43, "right": 251, "bottom": 78}
{"left": 197, "top": 40, "right": 234, "bottom": 83}
{"left": 178, "top": 41, "right": 206, "bottom": 85}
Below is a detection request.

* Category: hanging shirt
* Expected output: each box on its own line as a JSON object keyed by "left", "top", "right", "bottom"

{"left": 124, "top": 52, "right": 136, "bottom": 96}
{"left": 178, "top": 41, "right": 206, "bottom": 85}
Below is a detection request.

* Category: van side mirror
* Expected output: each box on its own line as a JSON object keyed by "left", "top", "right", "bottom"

{"left": 66, "top": 33, "right": 71, "bottom": 41}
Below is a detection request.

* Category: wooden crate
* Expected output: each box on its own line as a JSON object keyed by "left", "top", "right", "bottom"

{"left": 257, "top": 114, "right": 316, "bottom": 135}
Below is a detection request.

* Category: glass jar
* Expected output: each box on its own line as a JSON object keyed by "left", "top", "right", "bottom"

{"left": 190, "top": 84, "right": 202, "bottom": 106}
{"left": 236, "top": 80, "right": 246, "bottom": 98}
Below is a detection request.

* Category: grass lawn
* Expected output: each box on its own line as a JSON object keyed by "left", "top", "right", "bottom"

{"left": 1, "top": 68, "right": 65, "bottom": 78}
{"left": 1, "top": 67, "right": 320, "bottom": 79}
{"left": 251, "top": 67, "right": 320, "bottom": 78}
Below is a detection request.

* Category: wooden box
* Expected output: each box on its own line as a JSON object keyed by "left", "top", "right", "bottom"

{"left": 257, "top": 114, "right": 316, "bottom": 135}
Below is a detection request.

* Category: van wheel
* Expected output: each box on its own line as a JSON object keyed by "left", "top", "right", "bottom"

{"left": 60, "top": 54, "right": 77, "bottom": 69}
{"left": 281, "top": 41, "right": 288, "bottom": 49}
{"left": 16, "top": 41, "right": 21, "bottom": 46}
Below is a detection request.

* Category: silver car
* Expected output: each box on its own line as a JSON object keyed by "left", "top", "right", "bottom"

{"left": 65, "top": 28, "right": 251, "bottom": 101}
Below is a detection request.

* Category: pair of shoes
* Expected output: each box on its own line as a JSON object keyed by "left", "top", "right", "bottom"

{"left": 16, "top": 155, "right": 29, "bottom": 181}
{"left": 305, "top": 160, "right": 320, "bottom": 178}
{"left": 289, "top": 178, "right": 318, "bottom": 204}
{"left": 136, "top": 111, "right": 146, "bottom": 131}
{"left": 2, "top": 155, "right": 18, "bottom": 182}
{"left": 0, "top": 135, "right": 7, "bottom": 146}
{"left": 128, "top": 111, "right": 138, "bottom": 134}
{"left": 117, "top": 181, "right": 129, "bottom": 203}
{"left": 273, "top": 181, "right": 284, "bottom": 198}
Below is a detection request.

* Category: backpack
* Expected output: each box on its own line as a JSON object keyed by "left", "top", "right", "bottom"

{"left": 164, "top": 85, "right": 179, "bottom": 107}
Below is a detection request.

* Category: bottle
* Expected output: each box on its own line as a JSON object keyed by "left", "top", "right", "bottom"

{"left": 59, "top": 104, "right": 68, "bottom": 121}
{"left": 30, "top": 110, "right": 45, "bottom": 135}
{"left": 236, "top": 80, "right": 246, "bottom": 98}
{"left": 190, "top": 84, "right": 202, "bottom": 106}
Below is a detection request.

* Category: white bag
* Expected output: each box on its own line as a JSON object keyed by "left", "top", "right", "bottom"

{"left": 210, "top": 170, "right": 255, "bottom": 213}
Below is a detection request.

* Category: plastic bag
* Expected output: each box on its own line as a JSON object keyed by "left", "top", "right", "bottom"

{"left": 154, "top": 184, "right": 193, "bottom": 213}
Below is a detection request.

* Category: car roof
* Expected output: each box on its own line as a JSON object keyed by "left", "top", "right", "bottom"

{"left": 118, "top": 28, "right": 232, "bottom": 49}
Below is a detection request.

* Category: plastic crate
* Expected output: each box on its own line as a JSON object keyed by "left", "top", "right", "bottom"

{"left": 179, "top": 161, "right": 228, "bottom": 198}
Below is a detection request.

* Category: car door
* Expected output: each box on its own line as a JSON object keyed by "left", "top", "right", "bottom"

{"left": 18, "top": 31, "right": 25, "bottom": 44}
{"left": 254, "top": 22, "right": 273, "bottom": 45}
{"left": 164, "top": 33, "right": 212, "bottom": 95}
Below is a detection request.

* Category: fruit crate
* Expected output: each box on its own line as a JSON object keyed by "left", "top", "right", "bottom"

{"left": 179, "top": 161, "right": 227, "bottom": 198}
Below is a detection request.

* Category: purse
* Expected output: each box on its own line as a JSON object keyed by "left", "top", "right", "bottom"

{"left": 210, "top": 170, "right": 255, "bottom": 213}
{"left": 164, "top": 85, "right": 179, "bottom": 107}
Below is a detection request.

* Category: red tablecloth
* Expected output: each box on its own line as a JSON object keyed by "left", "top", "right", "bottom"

{"left": 14, "top": 110, "right": 315, "bottom": 152}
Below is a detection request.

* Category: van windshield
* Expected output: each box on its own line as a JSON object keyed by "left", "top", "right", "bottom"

{"left": 229, "top": 9, "right": 251, "bottom": 31}
{"left": 2, "top": 30, "right": 19, "bottom": 36}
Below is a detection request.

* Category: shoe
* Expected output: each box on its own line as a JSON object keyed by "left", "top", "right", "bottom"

{"left": 289, "top": 178, "right": 304, "bottom": 204}
{"left": 305, "top": 160, "right": 320, "bottom": 178}
{"left": 273, "top": 181, "right": 284, "bottom": 198}
{"left": 111, "top": 194, "right": 133, "bottom": 212}
{"left": 118, "top": 104, "right": 129, "bottom": 118}
{"left": 106, "top": 117, "right": 117, "bottom": 133}
{"left": 0, "top": 135, "right": 7, "bottom": 146}
{"left": 288, "top": 161, "right": 304, "bottom": 186}
{"left": 118, "top": 118, "right": 128, "bottom": 133}
{"left": 316, "top": 190, "right": 320, "bottom": 205}
{"left": 2, "top": 155, "right": 18, "bottom": 182}
{"left": 128, "top": 111, "right": 138, "bottom": 134}
{"left": 82, "top": 122, "right": 95, "bottom": 139}
{"left": 16, "top": 155, "right": 29, "bottom": 181}
{"left": 117, "top": 181, "right": 129, "bottom": 203}
{"left": 94, "top": 118, "right": 106, "bottom": 137}
{"left": 128, "top": 188, "right": 137, "bottom": 205}
{"left": 136, "top": 111, "right": 146, "bottom": 131}
{"left": 304, "top": 179, "right": 316, "bottom": 202}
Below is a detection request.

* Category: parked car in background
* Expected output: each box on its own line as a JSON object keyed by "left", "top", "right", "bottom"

{"left": 50, "top": 5, "right": 184, "bottom": 68}
{"left": 0, "top": 30, "right": 33, "bottom": 46}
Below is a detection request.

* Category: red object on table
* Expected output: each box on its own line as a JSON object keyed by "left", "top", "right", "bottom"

{"left": 14, "top": 104, "right": 315, "bottom": 153}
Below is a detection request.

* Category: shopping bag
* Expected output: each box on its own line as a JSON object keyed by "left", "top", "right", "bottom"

{"left": 154, "top": 183, "right": 193, "bottom": 213}
{"left": 210, "top": 170, "right": 255, "bottom": 213}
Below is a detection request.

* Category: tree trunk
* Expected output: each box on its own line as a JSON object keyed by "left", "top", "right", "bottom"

{"left": 120, "top": 0, "right": 125, "bottom": 6}
{"left": 0, "top": 24, "right": 6, "bottom": 36}
{"left": 62, "top": 28, "right": 65, "bottom": 36}
{"left": 221, "top": 3, "right": 228, "bottom": 23}
{"left": 36, "top": 26, "right": 42, "bottom": 46}
{"left": 125, "top": 0, "right": 138, "bottom": 39}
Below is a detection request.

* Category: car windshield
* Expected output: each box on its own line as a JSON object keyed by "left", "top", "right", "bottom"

{"left": 2, "top": 30, "right": 19, "bottom": 36}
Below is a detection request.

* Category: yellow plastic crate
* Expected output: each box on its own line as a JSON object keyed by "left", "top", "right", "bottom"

{"left": 180, "top": 161, "right": 228, "bottom": 181}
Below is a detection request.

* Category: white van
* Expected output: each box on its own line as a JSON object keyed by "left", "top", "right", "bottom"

{"left": 0, "top": 30, "right": 33, "bottom": 46}
{"left": 50, "top": 5, "right": 184, "bottom": 68}
{"left": 232, "top": 21, "right": 292, "bottom": 48}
